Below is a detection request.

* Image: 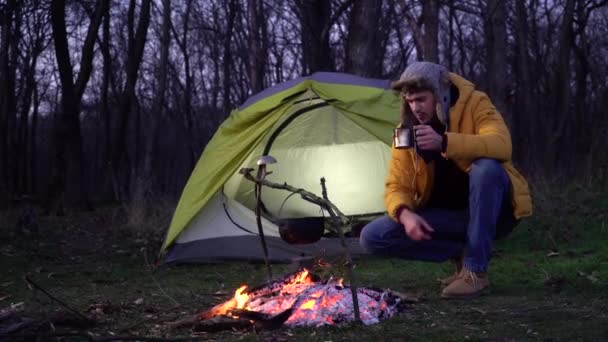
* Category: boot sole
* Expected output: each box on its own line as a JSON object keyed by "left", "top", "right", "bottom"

{"left": 440, "top": 286, "right": 491, "bottom": 299}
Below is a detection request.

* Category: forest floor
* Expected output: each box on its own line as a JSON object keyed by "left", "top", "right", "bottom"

{"left": 1, "top": 181, "right": 607, "bottom": 341}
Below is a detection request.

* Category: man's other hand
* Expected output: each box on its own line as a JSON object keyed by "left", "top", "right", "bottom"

{"left": 399, "top": 208, "right": 434, "bottom": 241}
{"left": 414, "top": 125, "right": 443, "bottom": 151}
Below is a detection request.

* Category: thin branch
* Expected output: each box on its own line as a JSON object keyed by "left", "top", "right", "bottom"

{"left": 238, "top": 168, "right": 350, "bottom": 227}
{"left": 6, "top": 332, "right": 201, "bottom": 341}
{"left": 320, "top": 177, "right": 360, "bottom": 324}
{"left": 23, "top": 275, "right": 94, "bottom": 325}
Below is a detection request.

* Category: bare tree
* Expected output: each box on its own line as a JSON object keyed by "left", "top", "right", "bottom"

{"left": 345, "top": 0, "right": 383, "bottom": 77}
{"left": 421, "top": 0, "right": 439, "bottom": 62}
{"left": 48, "top": 0, "right": 109, "bottom": 212}
{"left": 171, "top": 0, "right": 197, "bottom": 168}
{"left": 483, "top": 0, "right": 508, "bottom": 117}
{"left": 99, "top": 0, "right": 112, "bottom": 200}
{"left": 111, "top": 0, "right": 151, "bottom": 200}
{"left": 513, "top": 0, "right": 534, "bottom": 159}
{"left": 17, "top": 1, "right": 49, "bottom": 195}
{"left": 132, "top": 0, "right": 171, "bottom": 212}
{"left": 0, "top": 0, "right": 19, "bottom": 204}
{"left": 404, "top": 0, "right": 439, "bottom": 62}
{"left": 294, "top": 0, "right": 336, "bottom": 73}
{"left": 222, "top": 0, "right": 237, "bottom": 114}
{"left": 248, "top": 0, "right": 267, "bottom": 94}
{"left": 547, "top": 0, "right": 575, "bottom": 167}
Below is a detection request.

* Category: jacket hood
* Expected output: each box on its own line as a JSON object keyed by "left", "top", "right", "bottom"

{"left": 447, "top": 72, "right": 475, "bottom": 131}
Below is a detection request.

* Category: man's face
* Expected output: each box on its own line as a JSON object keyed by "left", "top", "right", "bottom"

{"left": 404, "top": 90, "right": 436, "bottom": 124}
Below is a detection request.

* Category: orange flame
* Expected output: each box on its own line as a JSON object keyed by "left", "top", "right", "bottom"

{"left": 234, "top": 285, "right": 249, "bottom": 309}
{"left": 292, "top": 269, "right": 310, "bottom": 284}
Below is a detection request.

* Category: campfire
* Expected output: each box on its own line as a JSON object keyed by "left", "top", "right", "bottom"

{"left": 197, "top": 268, "right": 403, "bottom": 327}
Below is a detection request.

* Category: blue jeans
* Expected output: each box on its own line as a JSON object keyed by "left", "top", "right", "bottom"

{"left": 359, "top": 158, "right": 517, "bottom": 273}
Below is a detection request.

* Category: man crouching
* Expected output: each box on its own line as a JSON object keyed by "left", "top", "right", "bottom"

{"left": 359, "top": 61, "right": 533, "bottom": 299}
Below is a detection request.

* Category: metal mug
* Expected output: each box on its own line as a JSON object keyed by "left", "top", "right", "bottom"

{"left": 393, "top": 127, "right": 415, "bottom": 149}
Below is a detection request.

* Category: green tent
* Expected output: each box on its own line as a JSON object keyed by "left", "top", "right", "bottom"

{"left": 159, "top": 72, "right": 401, "bottom": 264}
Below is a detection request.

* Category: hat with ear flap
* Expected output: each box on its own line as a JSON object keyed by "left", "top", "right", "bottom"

{"left": 391, "top": 61, "right": 451, "bottom": 125}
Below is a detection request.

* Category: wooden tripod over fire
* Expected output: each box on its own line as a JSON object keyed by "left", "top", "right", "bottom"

{"left": 240, "top": 167, "right": 362, "bottom": 323}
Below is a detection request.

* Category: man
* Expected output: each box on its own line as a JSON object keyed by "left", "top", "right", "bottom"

{"left": 359, "top": 61, "right": 532, "bottom": 299}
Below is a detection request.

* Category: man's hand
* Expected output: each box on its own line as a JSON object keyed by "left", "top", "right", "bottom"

{"left": 414, "top": 125, "right": 443, "bottom": 151}
{"left": 399, "top": 208, "right": 434, "bottom": 241}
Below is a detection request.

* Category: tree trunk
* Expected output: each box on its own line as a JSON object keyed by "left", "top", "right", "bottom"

{"left": 445, "top": 0, "right": 455, "bottom": 70}
{"left": 248, "top": 0, "right": 267, "bottom": 94}
{"left": 513, "top": 0, "right": 533, "bottom": 163}
{"left": 547, "top": 0, "right": 575, "bottom": 168}
{"left": 483, "top": 0, "right": 509, "bottom": 121}
{"left": 177, "top": 0, "right": 196, "bottom": 169}
{"left": 422, "top": 0, "right": 439, "bottom": 63}
{"left": 30, "top": 86, "right": 40, "bottom": 194}
{"left": 100, "top": 1, "right": 113, "bottom": 201}
{"left": 573, "top": 1, "right": 594, "bottom": 170}
{"left": 345, "top": 0, "right": 382, "bottom": 77}
{"left": 48, "top": 0, "right": 108, "bottom": 212}
{"left": 0, "top": 0, "right": 17, "bottom": 204}
{"left": 222, "top": 0, "right": 237, "bottom": 115}
{"left": 112, "top": 0, "right": 151, "bottom": 201}
{"left": 295, "top": 0, "right": 334, "bottom": 74}
{"left": 18, "top": 49, "right": 39, "bottom": 195}
{"left": 404, "top": 0, "right": 438, "bottom": 63}
{"left": 134, "top": 0, "right": 170, "bottom": 206}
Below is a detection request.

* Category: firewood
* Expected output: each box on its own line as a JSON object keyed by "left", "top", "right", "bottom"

{"left": 192, "top": 315, "right": 253, "bottom": 332}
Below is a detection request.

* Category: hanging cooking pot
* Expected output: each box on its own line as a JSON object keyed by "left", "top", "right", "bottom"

{"left": 278, "top": 216, "right": 325, "bottom": 244}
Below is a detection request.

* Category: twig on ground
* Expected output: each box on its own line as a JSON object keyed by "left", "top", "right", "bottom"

{"left": 23, "top": 275, "right": 93, "bottom": 325}
{"left": 5, "top": 332, "right": 201, "bottom": 341}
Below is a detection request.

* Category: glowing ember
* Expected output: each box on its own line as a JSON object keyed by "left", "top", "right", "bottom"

{"left": 200, "top": 268, "right": 402, "bottom": 327}
{"left": 300, "top": 299, "right": 316, "bottom": 310}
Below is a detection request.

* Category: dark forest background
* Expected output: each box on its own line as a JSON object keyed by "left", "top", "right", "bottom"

{"left": 1, "top": 0, "right": 607, "bottom": 215}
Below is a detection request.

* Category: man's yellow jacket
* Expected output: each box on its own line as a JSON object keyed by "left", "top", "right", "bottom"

{"left": 385, "top": 73, "right": 533, "bottom": 221}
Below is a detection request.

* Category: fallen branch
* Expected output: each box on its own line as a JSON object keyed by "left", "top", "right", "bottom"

{"left": 229, "top": 307, "right": 293, "bottom": 329}
{"left": 5, "top": 332, "right": 202, "bottom": 341}
{"left": 192, "top": 315, "right": 253, "bottom": 332}
{"left": 23, "top": 275, "right": 94, "bottom": 326}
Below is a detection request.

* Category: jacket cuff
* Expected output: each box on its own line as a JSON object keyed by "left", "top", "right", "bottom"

{"left": 391, "top": 204, "right": 410, "bottom": 222}
{"left": 395, "top": 206, "right": 406, "bottom": 221}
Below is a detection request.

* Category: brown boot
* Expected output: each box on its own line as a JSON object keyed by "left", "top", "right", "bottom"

{"left": 439, "top": 255, "right": 464, "bottom": 287}
{"left": 440, "top": 268, "right": 490, "bottom": 299}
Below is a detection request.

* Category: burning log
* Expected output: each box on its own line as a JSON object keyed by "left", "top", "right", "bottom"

{"left": 192, "top": 316, "right": 254, "bottom": 333}
{"left": 191, "top": 268, "right": 404, "bottom": 329}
